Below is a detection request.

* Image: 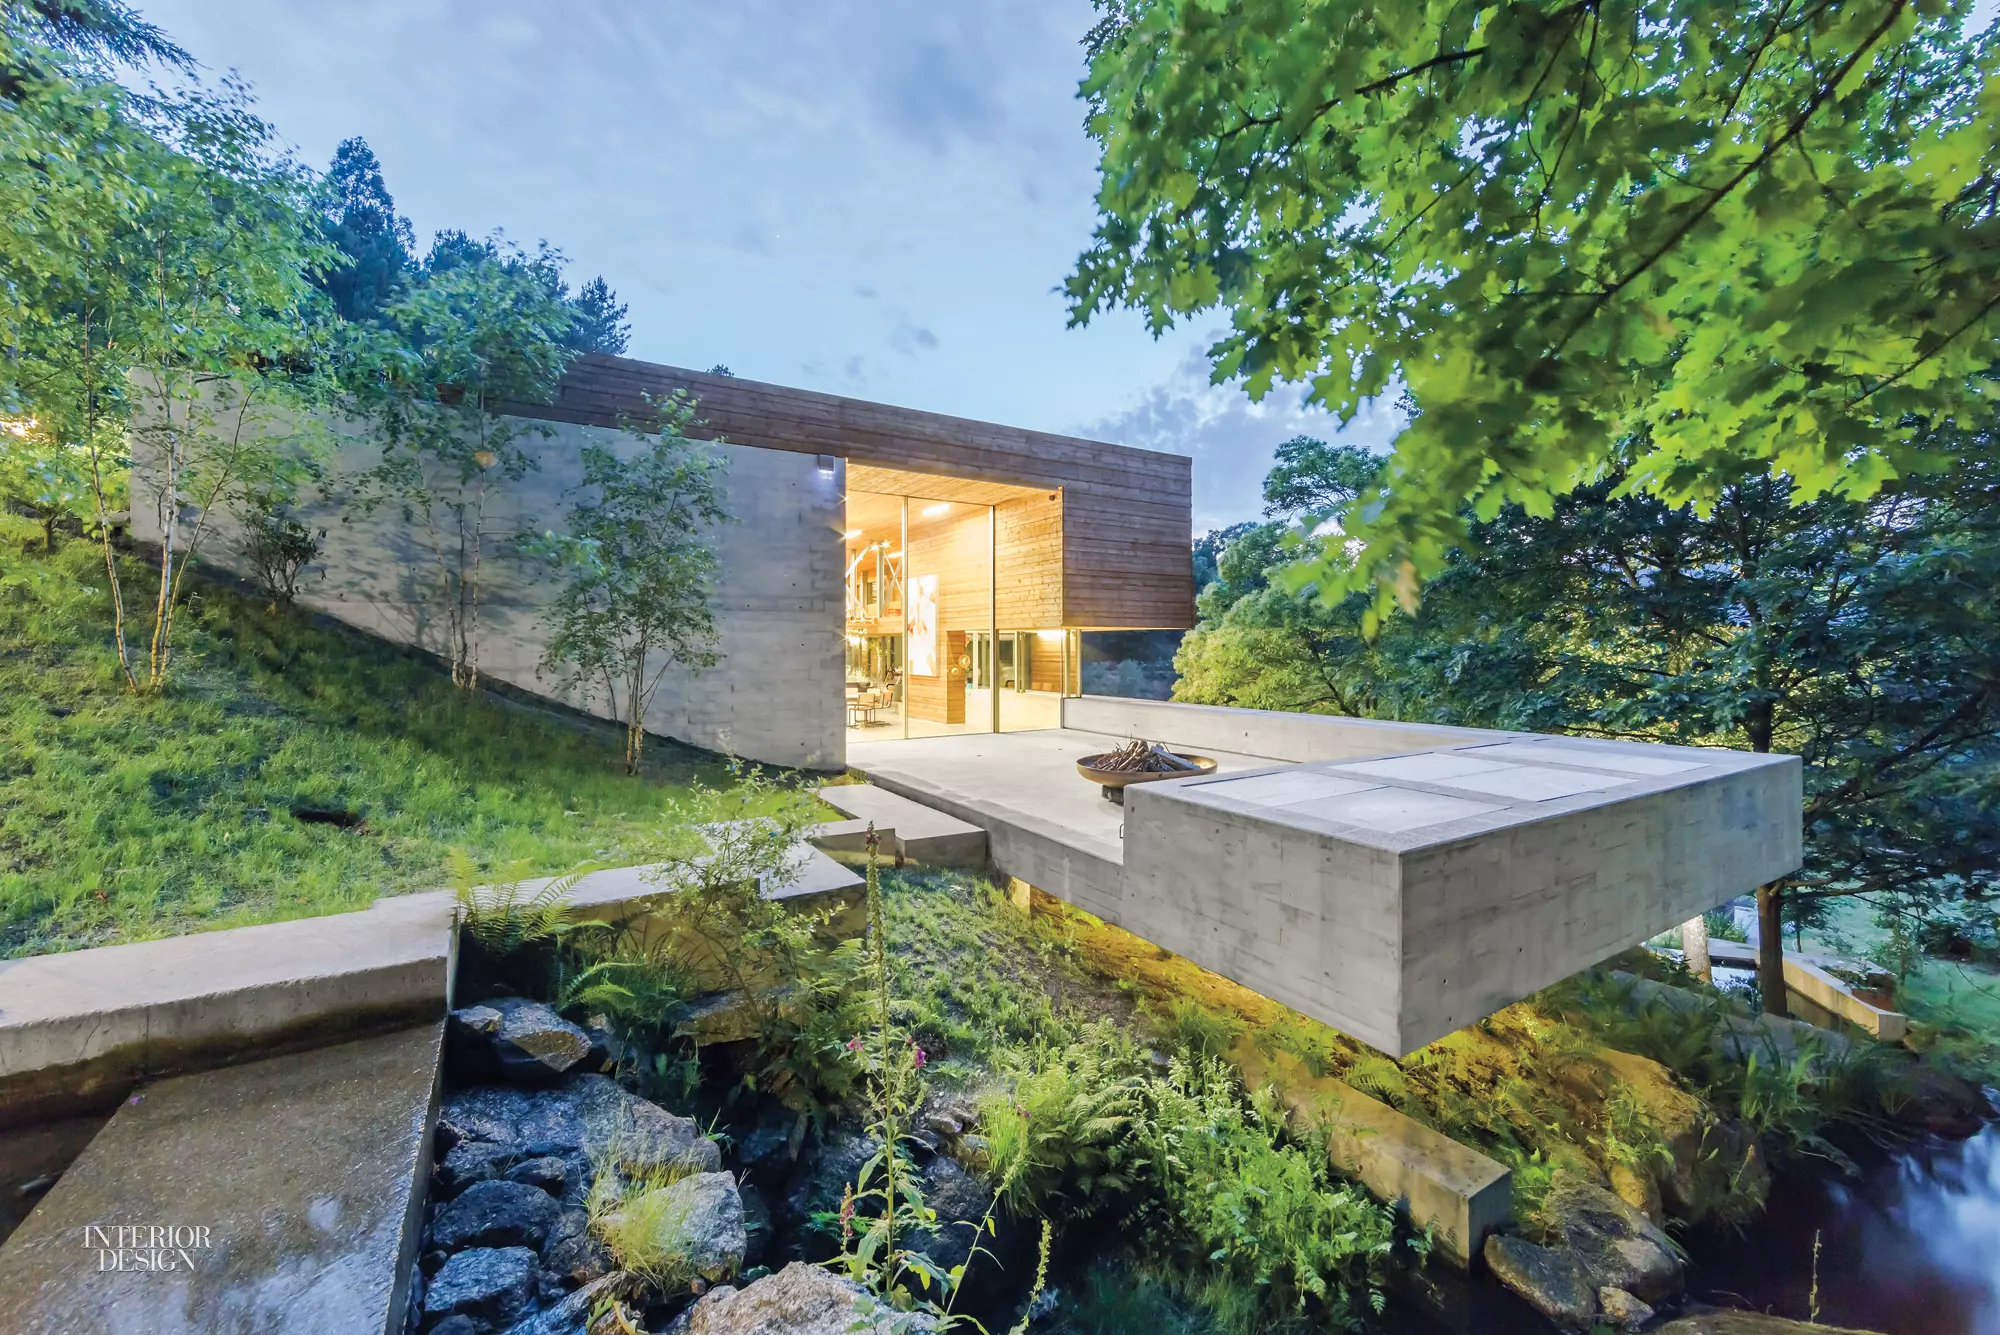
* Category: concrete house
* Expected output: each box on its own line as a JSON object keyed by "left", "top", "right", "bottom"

{"left": 135, "top": 352, "right": 1803, "bottom": 1058}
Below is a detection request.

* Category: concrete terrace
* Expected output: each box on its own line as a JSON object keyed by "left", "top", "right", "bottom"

{"left": 849, "top": 697, "right": 1802, "bottom": 1056}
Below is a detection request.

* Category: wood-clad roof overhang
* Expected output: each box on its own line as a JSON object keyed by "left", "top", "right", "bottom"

{"left": 501, "top": 353, "right": 1196, "bottom": 630}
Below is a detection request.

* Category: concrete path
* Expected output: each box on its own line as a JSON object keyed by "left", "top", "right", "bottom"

{"left": 0, "top": 1023, "right": 442, "bottom": 1335}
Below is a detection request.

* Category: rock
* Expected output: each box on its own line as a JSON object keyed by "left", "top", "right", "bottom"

{"left": 451, "top": 1004, "right": 505, "bottom": 1042}
{"left": 582, "top": 1021, "right": 622, "bottom": 1073}
{"left": 429, "top": 1318, "right": 481, "bottom": 1335}
{"left": 506, "top": 1156, "right": 568, "bottom": 1196}
{"left": 496, "top": 1274, "right": 622, "bottom": 1335}
{"left": 1599, "top": 1049, "right": 1769, "bottom": 1223}
{"left": 423, "top": 1246, "right": 540, "bottom": 1331}
{"left": 1651, "top": 1313, "right": 1879, "bottom": 1334}
{"left": 1545, "top": 1172, "right": 1683, "bottom": 1305}
{"left": 438, "top": 1141, "right": 518, "bottom": 1196}
{"left": 673, "top": 1260, "right": 938, "bottom": 1334}
{"left": 776, "top": 1127, "right": 879, "bottom": 1247}
{"left": 1607, "top": 971, "right": 1713, "bottom": 1018}
{"left": 442, "top": 1075, "right": 720, "bottom": 1174}
{"left": 732, "top": 1106, "right": 800, "bottom": 1182}
{"left": 432, "top": 1179, "right": 564, "bottom": 1252}
{"left": 739, "top": 1183, "right": 772, "bottom": 1268}
{"left": 1599, "top": 1286, "right": 1656, "bottom": 1330}
{"left": 673, "top": 991, "right": 765, "bottom": 1045}
{"left": 542, "top": 1209, "right": 614, "bottom": 1287}
{"left": 903, "top": 1155, "right": 999, "bottom": 1283}
{"left": 1483, "top": 1233, "right": 1597, "bottom": 1330}
{"left": 491, "top": 998, "right": 594, "bottom": 1084}
{"left": 1715, "top": 1013, "right": 1853, "bottom": 1075}
{"left": 601, "top": 1170, "right": 746, "bottom": 1283}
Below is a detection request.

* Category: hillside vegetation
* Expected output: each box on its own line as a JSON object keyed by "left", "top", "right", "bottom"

{"left": 0, "top": 522, "right": 746, "bottom": 955}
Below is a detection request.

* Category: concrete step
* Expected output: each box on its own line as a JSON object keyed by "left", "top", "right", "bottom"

{"left": 0, "top": 1021, "right": 443, "bottom": 1335}
{"left": 815, "top": 784, "right": 987, "bottom": 869}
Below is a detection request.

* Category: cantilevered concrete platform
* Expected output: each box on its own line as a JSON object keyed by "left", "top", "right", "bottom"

{"left": 851, "top": 699, "right": 1801, "bottom": 1056}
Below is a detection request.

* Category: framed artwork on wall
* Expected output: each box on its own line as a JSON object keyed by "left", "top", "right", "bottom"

{"left": 907, "top": 573, "right": 939, "bottom": 676}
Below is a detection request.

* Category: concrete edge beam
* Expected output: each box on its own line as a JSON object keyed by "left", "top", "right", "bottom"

{"left": 1236, "top": 1045, "right": 1512, "bottom": 1267}
{"left": 1703, "top": 940, "right": 1908, "bottom": 1041}
{"left": 0, "top": 895, "right": 458, "bottom": 1127}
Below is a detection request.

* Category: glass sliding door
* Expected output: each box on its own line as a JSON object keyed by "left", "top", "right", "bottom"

{"left": 845, "top": 484, "right": 995, "bottom": 744}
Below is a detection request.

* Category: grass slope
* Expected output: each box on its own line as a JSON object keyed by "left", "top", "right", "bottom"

{"left": 0, "top": 529, "right": 751, "bottom": 956}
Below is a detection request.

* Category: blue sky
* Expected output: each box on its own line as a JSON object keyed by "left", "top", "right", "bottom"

{"left": 139, "top": 0, "right": 1400, "bottom": 532}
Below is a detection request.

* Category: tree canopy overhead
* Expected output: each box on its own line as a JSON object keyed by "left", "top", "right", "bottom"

{"left": 1070, "top": 1, "right": 2000, "bottom": 619}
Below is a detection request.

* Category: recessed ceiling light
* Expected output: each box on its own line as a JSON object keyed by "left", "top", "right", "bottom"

{"left": 844, "top": 529, "right": 862, "bottom": 539}
{"left": 922, "top": 502, "right": 950, "bottom": 517}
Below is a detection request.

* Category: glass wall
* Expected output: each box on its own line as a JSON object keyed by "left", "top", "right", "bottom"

{"left": 844, "top": 489, "right": 997, "bottom": 743}
{"left": 844, "top": 479, "right": 1082, "bottom": 743}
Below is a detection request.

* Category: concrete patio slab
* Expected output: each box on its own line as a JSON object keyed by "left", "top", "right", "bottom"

{"left": 848, "top": 702, "right": 1802, "bottom": 1056}
{"left": 0, "top": 1022, "right": 442, "bottom": 1335}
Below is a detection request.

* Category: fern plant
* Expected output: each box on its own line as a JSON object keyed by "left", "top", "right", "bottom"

{"left": 449, "top": 847, "right": 591, "bottom": 953}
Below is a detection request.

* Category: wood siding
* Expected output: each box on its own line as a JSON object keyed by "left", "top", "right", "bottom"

{"left": 511, "top": 355, "right": 1194, "bottom": 630}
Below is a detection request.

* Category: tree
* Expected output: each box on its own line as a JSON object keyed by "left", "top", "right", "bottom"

{"left": 351, "top": 239, "right": 578, "bottom": 691}
{"left": 535, "top": 392, "right": 727, "bottom": 773}
{"left": 1181, "top": 434, "right": 2000, "bottom": 1013}
{"left": 2, "top": 20, "right": 332, "bottom": 690}
{"left": 566, "top": 275, "right": 630, "bottom": 355}
{"left": 317, "top": 136, "right": 413, "bottom": 322}
{"left": 1070, "top": 1, "right": 2000, "bottom": 619}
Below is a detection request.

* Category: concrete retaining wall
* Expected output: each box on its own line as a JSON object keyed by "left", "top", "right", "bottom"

{"left": 131, "top": 406, "right": 846, "bottom": 770}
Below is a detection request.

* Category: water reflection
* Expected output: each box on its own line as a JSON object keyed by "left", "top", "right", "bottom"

{"left": 1685, "top": 1123, "right": 2000, "bottom": 1335}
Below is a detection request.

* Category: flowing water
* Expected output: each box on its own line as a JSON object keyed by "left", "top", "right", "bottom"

{"left": 1680, "top": 1123, "right": 2000, "bottom": 1335}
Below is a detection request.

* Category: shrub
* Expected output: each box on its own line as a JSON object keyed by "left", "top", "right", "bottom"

{"left": 1137, "top": 1058, "right": 1397, "bottom": 1332}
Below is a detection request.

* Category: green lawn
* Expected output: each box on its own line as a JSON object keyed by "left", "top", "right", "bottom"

{"left": 0, "top": 524, "right": 761, "bottom": 956}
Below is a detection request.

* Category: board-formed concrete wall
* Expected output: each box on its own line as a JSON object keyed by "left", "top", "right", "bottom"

{"left": 131, "top": 410, "right": 846, "bottom": 770}
{"left": 1064, "top": 696, "right": 1505, "bottom": 763}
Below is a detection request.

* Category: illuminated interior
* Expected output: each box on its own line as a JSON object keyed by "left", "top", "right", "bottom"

{"left": 843, "top": 466, "right": 1079, "bottom": 745}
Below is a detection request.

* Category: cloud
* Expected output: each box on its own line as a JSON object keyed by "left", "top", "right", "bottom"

{"left": 889, "top": 322, "right": 940, "bottom": 355}
{"left": 1078, "top": 340, "right": 1405, "bottom": 533}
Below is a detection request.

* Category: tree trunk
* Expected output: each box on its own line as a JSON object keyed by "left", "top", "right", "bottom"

{"left": 1681, "top": 914, "right": 1711, "bottom": 982}
{"left": 1756, "top": 881, "right": 1789, "bottom": 1017}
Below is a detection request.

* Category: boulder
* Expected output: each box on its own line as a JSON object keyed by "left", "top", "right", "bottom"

{"left": 496, "top": 1274, "right": 622, "bottom": 1335}
{"left": 776, "top": 1127, "right": 879, "bottom": 1249}
{"left": 432, "top": 1179, "right": 563, "bottom": 1253}
{"left": 438, "top": 1141, "right": 518, "bottom": 1197}
{"left": 1599, "top": 1049, "right": 1769, "bottom": 1223}
{"left": 1652, "top": 1313, "right": 1879, "bottom": 1335}
{"left": 903, "top": 1155, "right": 1013, "bottom": 1295}
{"left": 429, "top": 1318, "right": 481, "bottom": 1335}
{"left": 1599, "top": 1286, "right": 1656, "bottom": 1330}
{"left": 423, "top": 1246, "right": 540, "bottom": 1332}
{"left": 600, "top": 1171, "right": 746, "bottom": 1284}
{"left": 671, "top": 1261, "right": 938, "bottom": 1334}
{"left": 1715, "top": 1014, "right": 1853, "bottom": 1075}
{"left": 541, "top": 1208, "right": 614, "bottom": 1287}
{"left": 506, "top": 1156, "right": 568, "bottom": 1196}
{"left": 732, "top": 1106, "right": 801, "bottom": 1183}
{"left": 1482, "top": 1234, "right": 1597, "bottom": 1330}
{"left": 491, "top": 998, "right": 594, "bottom": 1084}
{"left": 1544, "top": 1172, "right": 1683, "bottom": 1305}
{"left": 442, "top": 1075, "right": 720, "bottom": 1174}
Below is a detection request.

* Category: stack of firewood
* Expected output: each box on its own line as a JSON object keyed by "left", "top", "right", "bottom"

{"left": 1090, "top": 738, "right": 1201, "bottom": 773}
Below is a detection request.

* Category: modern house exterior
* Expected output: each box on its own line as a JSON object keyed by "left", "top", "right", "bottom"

{"left": 141, "top": 353, "right": 1198, "bottom": 771}
{"left": 131, "top": 355, "right": 1803, "bottom": 1055}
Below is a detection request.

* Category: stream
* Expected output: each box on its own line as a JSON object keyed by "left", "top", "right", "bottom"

{"left": 1680, "top": 1121, "right": 2000, "bottom": 1335}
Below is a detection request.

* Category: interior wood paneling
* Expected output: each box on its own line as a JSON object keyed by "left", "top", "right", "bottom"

{"left": 512, "top": 355, "right": 1195, "bottom": 630}
{"left": 907, "top": 630, "right": 967, "bottom": 723}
